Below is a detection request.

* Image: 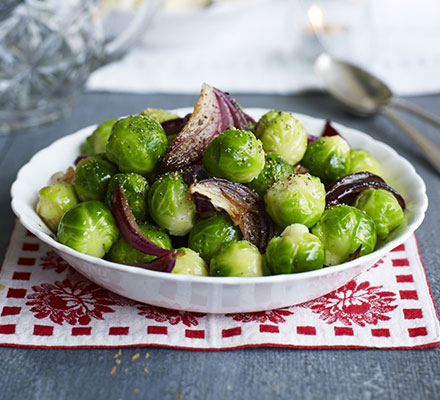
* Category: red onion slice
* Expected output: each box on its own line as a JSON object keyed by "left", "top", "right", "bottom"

{"left": 111, "top": 184, "right": 172, "bottom": 257}
{"left": 307, "top": 134, "right": 318, "bottom": 144}
{"left": 190, "top": 178, "right": 274, "bottom": 252}
{"left": 164, "top": 84, "right": 252, "bottom": 170}
{"left": 244, "top": 112, "right": 256, "bottom": 127}
{"left": 161, "top": 114, "right": 191, "bottom": 136}
{"left": 214, "top": 90, "right": 235, "bottom": 132}
{"left": 164, "top": 83, "right": 223, "bottom": 169}
{"left": 74, "top": 155, "right": 88, "bottom": 166}
{"left": 322, "top": 120, "right": 340, "bottom": 137}
{"left": 123, "top": 250, "right": 180, "bottom": 273}
{"left": 325, "top": 172, "right": 406, "bottom": 210}
{"left": 181, "top": 164, "right": 211, "bottom": 186}
{"left": 213, "top": 88, "right": 249, "bottom": 131}
{"left": 345, "top": 245, "right": 362, "bottom": 263}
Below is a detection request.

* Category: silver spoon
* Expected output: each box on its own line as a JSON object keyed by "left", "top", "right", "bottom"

{"left": 314, "top": 53, "right": 440, "bottom": 173}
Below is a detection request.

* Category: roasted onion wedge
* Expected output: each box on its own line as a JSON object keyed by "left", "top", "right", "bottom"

{"left": 325, "top": 172, "right": 406, "bottom": 210}
{"left": 122, "top": 250, "right": 180, "bottom": 273}
{"left": 190, "top": 178, "right": 274, "bottom": 252}
{"left": 111, "top": 184, "right": 172, "bottom": 257}
{"left": 322, "top": 120, "right": 340, "bottom": 137}
{"left": 161, "top": 114, "right": 191, "bottom": 136}
{"left": 181, "top": 164, "right": 210, "bottom": 186}
{"left": 164, "top": 83, "right": 251, "bottom": 169}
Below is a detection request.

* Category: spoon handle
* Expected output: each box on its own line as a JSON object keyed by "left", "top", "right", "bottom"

{"left": 391, "top": 98, "right": 440, "bottom": 128}
{"left": 382, "top": 107, "right": 440, "bottom": 174}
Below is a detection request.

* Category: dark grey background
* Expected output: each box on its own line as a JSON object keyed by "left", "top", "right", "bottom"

{"left": 0, "top": 92, "right": 439, "bottom": 400}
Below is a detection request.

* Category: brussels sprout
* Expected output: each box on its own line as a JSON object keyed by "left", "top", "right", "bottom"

{"left": 172, "top": 248, "right": 209, "bottom": 276}
{"left": 80, "top": 134, "right": 94, "bottom": 155}
{"left": 106, "top": 115, "right": 168, "bottom": 175}
{"left": 80, "top": 119, "right": 118, "bottom": 155}
{"left": 354, "top": 188, "right": 404, "bottom": 240}
{"left": 107, "top": 223, "right": 172, "bottom": 264}
{"left": 349, "top": 149, "right": 381, "bottom": 176}
{"left": 141, "top": 108, "right": 179, "bottom": 123}
{"left": 255, "top": 111, "right": 307, "bottom": 165}
{"left": 58, "top": 201, "right": 119, "bottom": 258}
{"left": 302, "top": 136, "right": 351, "bottom": 184}
{"left": 264, "top": 173, "right": 325, "bottom": 228}
{"left": 210, "top": 240, "right": 263, "bottom": 277}
{"left": 106, "top": 173, "right": 149, "bottom": 222}
{"left": 188, "top": 214, "right": 242, "bottom": 262}
{"left": 73, "top": 155, "right": 118, "bottom": 202}
{"left": 264, "top": 224, "right": 324, "bottom": 274}
{"left": 36, "top": 182, "right": 79, "bottom": 232}
{"left": 91, "top": 118, "right": 118, "bottom": 154}
{"left": 311, "top": 205, "right": 377, "bottom": 266}
{"left": 248, "top": 153, "right": 294, "bottom": 196}
{"left": 203, "top": 129, "right": 265, "bottom": 183}
{"left": 147, "top": 172, "right": 196, "bottom": 236}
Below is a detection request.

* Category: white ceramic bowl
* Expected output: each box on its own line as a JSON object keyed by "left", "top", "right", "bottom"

{"left": 10, "top": 108, "right": 428, "bottom": 313}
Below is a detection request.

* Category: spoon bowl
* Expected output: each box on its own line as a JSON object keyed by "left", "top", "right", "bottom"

{"left": 314, "top": 53, "right": 392, "bottom": 116}
{"left": 314, "top": 53, "right": 440, "bottom": 174}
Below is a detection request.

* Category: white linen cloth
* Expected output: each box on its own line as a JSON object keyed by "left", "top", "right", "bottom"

{"left": 87, "top": 0, "right": 440, "bottom": 96}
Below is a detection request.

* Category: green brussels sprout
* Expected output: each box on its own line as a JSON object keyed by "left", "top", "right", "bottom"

{"left": 188, "top": 214, "right": 242, "bottom": 262}
{"left": 264, "top": 173, "right": 325, "bottom": 228}
{"left": 58, "top": 201, "right": 119, "bottom": 258}
{"left": 349, "top": 149, "right": 381, "bottom": 176}
{"left": 172, "top": 248, "right": 209, "bottom": 276}
{"left": 354, "top": 188, "right": 404, "bottom": 240}
{"left": 106, "top": 115, "right": 168, "bottom": 175}
{"left": 264, "top": 224, "right": 324, "bottom": 274}
{"left": 210, "top": 240, "right": 263, "bottom": 277}
{"left": 311, "top": 205, "right": 377, "bottom": 266}
{"left": 140, "top": 108, "right": 179, "bottom": 123}
{"left": 147, "top": 172, "right": 196, "bottom": 236}
{"left": 73, "top": 155, "right": 118, "bottom": 202}
{"left": 302, "top": 136, "right": 351, "bottom": 184}
{"left": 80, "top": 134, "right": 94, "bottom": 155}
{"left": 105, "top": 173, "right": 149, "bottom": 222}
{"left": 91, "top": 118, "right": 118, "bottom": 154}
{"left": 203, "top": 129, "right": 265, "bottom": 183}
{"left": 107, "top": 223, "right": 172, "bottom": 264}
{"left": 255, "top": 111, "right": 307, "bottom": 165}
{"left": 248, "top": 153, "right": 294, "bottom": 196}
{"left": 36, "top": 182, "right": 79, "bottom": 232}
{"left": 80, "top": 119, "right": 118, "bottom": 155}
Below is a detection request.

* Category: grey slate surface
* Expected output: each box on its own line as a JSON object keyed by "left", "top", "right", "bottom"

{"left": 0, "top": 92, "right": 439, "bottom": 400}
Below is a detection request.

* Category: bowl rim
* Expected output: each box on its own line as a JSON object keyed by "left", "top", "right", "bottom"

{"left": 10, "top": 108, "right": 428, "bottom": 285}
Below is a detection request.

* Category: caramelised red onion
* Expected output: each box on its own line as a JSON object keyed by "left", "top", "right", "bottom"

{"left": 74, "top": 155, "right": 88, "bottom": 166}
{"left": 111, "top": 184, "right": 172, "bottom": 257}
{"left": 322, "top": 120, "right": 340, "bottom": 137}
{"left": 214, "top": 89, "right": 235, "bottom": 133}
{"left": 123, "top": 250, "right": 180, "bottom": 273}
{"left": 181, "top": 164, "right": 210, "bottom": 186}
{"left": 307, "top": 134, "right": 318, "bottom": 144}
{"left": 325, "top": 172, "right": 406, "bottom": 210}
{"left": 345, "top": 245, "right": 362, "bottom": 263}
{"left": 164, "top": 83, "right": 252, "bottom": 169}
{"left": 214, "top": 88, "right": 249, "bottom": 130}
{"left": 161, "top": 114, "right": 191, "bottom": 136}
{"left": 189, "top": 178, "right": 275, "bottom": 252}
{"left": 244, "top": 112, "right": 256, "bottom": 128}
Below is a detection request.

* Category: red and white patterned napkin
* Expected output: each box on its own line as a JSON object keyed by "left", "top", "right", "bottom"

{"left": 0, "top": 222, "right": 438, "bottom": 350}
